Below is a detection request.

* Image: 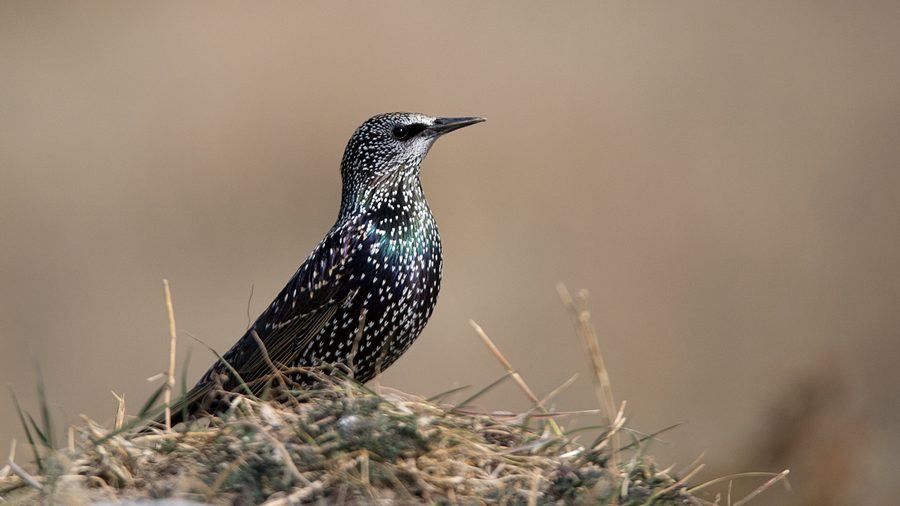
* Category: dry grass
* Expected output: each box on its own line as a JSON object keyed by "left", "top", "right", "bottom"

{"left": 0, "top": 284, "right": 788, "bottom": 505}
{"left": 1, "top": 378, "right": 699, "bottom": 505}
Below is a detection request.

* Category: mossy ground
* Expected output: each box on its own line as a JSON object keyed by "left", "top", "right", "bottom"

{"left": 0, "top": 376, "right": 700, "bottom": 506}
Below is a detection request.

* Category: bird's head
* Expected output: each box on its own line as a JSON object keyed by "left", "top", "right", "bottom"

{"left": 338, "top": 112, "right": 484, "bottom": 214}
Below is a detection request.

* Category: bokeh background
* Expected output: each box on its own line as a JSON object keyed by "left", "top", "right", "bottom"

{"left": 2, "top": 2, "right": 899, "bottom": 504}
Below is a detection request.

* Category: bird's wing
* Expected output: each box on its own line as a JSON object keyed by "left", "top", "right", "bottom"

{"left": 199, "top": 218, "right": 373, "bottom": 394}
{"left": 145, "top": 218, "right": 373, "bottom": 430}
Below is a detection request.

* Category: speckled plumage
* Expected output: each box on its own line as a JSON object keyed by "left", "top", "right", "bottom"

{"left": 157, "top": 113, "right": 484, "bottom": 426}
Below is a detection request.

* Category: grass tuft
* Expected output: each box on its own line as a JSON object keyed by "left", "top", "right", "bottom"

{"left": 1, "top": 375, "right": 708, "bottom": 505}
{"left": 0, "top": 283, "right": 789, "bottom": 505}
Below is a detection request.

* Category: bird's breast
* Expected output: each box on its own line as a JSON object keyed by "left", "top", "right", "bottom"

{"left": 363, "top": 212, "right": 441, "bottom": 298}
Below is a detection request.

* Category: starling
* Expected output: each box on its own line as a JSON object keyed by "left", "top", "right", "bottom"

{"left": 154, "top": 112, "right": 484, "bottom": 427}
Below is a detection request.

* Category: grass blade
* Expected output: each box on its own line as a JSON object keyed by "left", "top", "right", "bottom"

{"left": 9, "top": 389, "right": 43, "bottom": 473}
{"left": 208, "top": 347, "right": 257, "bottom": 400}
{"left": 180, "top": 345, "right": 193, "bottom": 426}
{"left": 26, "top": 413, "right": 50, "bottom": 448}
{"left": 451, "top": 372, "right": 512, "bottom": 412}
{"left": 426, "top": 384, "right": 471, "bottom": 403}
{"left": 35, "top": 365, "right": 55, "bottom": 449}
{"left": 138, "top": 381, "right": 168, "bottom": 419}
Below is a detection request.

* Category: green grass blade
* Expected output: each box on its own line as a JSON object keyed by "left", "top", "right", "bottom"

{"left": 138, "top": 382, "right": 168, "bottom": 419}
{"left": 618, "top": 423, "right": 681, "bottom": 451}
{"left": 9, "top": 388, "right": 43, "bottom": 473}
{"left": 426, "top": 384, "right": 471, "bottom": 403}
{"left": 563, "top": 424, "right": 611, "bottom": 437}
{"left": 181, "top": 345, "right": 193, "bottom": 396}
{"left": 26, "top": 412, "right": 51, "bottom": 448}
{"left": 451, "top": 372, "right": 512, "bottom": 412}
{"left": 181, "top": 345, "right": 193, "bottom": 424}
{"left": 35, "top": 364, "right": 55, "bottom": 449}
{"left": 208, "top": 347, "right": 257, "bottom": 400}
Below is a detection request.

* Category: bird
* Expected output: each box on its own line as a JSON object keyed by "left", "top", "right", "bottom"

{"left": 150, "top": 112, "right": 484, "bottom": 429}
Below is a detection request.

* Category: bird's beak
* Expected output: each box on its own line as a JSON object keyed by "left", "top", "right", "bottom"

{"left": 427, "top": 116, "right": 486, "bottom": 137}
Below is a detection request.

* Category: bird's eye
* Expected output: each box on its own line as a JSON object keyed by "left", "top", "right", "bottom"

{"left": 390, "top": 123, "right": 426, "bottom": 141}
{"left": 391, "top": 125, "right": 410, "bottom": 140}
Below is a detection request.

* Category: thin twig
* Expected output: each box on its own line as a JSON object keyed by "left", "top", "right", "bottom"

{"left": 111, "top": 391, "right": 125, "bottom": 431}
{"left": 87, "top": 475, "right": 118, "bottom": 500}
{"left": 517, "top": 373, "right": 581, "bottom": 423}
{"left": 162, "top": 279, "right": 178, "bottom": 431}
{"left": 677, "top": 450, "right": 707, "bottom": 478}
{"left": 7, "top": 459, "right": 42, "bottom": 492}
{"left": 536, "top": 374, "right": 578, "bottom": 411}
{"left": 359, "top": 449, "right": 369, "bottom": 487}
{"left": 688, "top": 470, "right": 791, "bottom": 495}
{"left": 246, "top": 284, "right": 254, "bottom": 330}
{"left": 185, "top": 331, "right": 258, "bottom": 399}
{"left": 732, "top": 470, "right": 790, "bottom": 506}
{"left": 347, "top": 309, "right": 367, "bottom": 379}
{"left": 374, "top": 329, "right": 395, "bottom": 379}
{"left": 470, "top": 320, "right": 563, "bottom": 438}
{"left": 0, "top": 439, "right": 16, "bottom": 478}
{"left": 250, "top": 330, "right": 291, "bottom": 393}
{"left": 556, "top": 284, "right": 616, "bottom": 425}
{"left": 7, "top": 439, "right": 16, "bottom": 463}
{"left": 556, "top": 283, "right": 620, "bottom": 469}
{"left": 527, "top": 472, "right": 540, "bottom": 506}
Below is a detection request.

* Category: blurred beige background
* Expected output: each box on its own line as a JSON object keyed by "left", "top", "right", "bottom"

{"left": 2, "top": 2, "right": 899, "bottom": 504}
